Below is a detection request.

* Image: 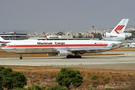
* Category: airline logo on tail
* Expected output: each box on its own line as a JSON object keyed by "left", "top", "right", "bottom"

{"left": 114, "top": 25, "right": 125, "bottom": 34}
{"left": 110, "top": 19, "right": 129, "bottom": 34}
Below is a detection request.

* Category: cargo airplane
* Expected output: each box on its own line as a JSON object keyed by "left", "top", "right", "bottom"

{"left": 2, "top": 39, "right": 121, "bottom": 59}
{"left": 1, "top": 19, "right": 130, "bottom": 59}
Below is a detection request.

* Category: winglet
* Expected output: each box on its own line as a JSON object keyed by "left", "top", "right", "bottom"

{"left": 110, "top": 19, "right": 129, "bottom": 34}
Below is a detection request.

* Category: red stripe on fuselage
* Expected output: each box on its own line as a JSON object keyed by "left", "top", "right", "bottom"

{"left": 3, "top": 44, "right": 108, "bottom": 48}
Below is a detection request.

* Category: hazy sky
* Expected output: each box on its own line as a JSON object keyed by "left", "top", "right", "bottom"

{"left": 0, "top": 0, "right": 135, "bottom": 33}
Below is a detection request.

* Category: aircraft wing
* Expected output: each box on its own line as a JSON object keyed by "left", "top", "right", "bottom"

{"left": 69, "top": 47, "right": 111, "bottom": 52}
{"left": 55, "top": 47, "right": 111, "bottom": 52}
{"left": 55, "top": 42, "right": 120, "bottom": 55}
{"left": 55, "top": 47, "right": 112, "bottom": 55}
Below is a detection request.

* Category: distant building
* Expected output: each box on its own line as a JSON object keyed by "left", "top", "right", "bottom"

{"left": 29, "top": 35, "right": 92, "bottom": 40}
{"left": 0, "top": 32, "right": 29, "bottom": 40}
{"left": 47, "top": 35, "right": 73, "bottom": 40}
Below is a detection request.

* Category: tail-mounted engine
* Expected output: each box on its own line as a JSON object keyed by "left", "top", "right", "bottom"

{"left": 102, "top": 32, "right": 130, "bottom": 41}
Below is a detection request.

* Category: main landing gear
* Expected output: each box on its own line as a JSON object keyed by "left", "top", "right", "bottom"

{"left": 20, "top": 54, "right": 22, "bottom": 59}
{"left": 66, "top": 55, "right": 82, "bottom": 58}
{"left": 66, "top": 52, "right": 82, "bottom": 58}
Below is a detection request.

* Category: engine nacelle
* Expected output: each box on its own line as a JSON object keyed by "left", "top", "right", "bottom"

{"left": 58, "top": 50, "right": 72, "bottom": 56}
{"left": 103, "top": 32, "right": 127, "bottom": 41}
{"left": 47, "top": 53, "right": 57, "bottom": 56}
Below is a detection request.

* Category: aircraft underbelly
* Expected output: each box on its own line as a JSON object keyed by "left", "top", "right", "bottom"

{"left": 86, "top": 49, "right": 110, "bottom": 53}
{"left": 3, "top": 48, "right": 57, "bottom": 54}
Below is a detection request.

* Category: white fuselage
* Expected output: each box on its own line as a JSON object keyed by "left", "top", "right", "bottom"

{"left": 2, "top": 40, "right": 120, "bottom": 54}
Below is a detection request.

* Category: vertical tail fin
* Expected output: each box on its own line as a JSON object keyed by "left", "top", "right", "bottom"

{"left": 110, "top": 19, "right": 129, "bottom": 34}
{"left": 0, "top": 36, "right": 4, "bottom": 41}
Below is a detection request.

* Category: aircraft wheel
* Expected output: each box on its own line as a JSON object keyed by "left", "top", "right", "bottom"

{"left": 20, "top": 57, "right": 22, "bottom": 59}
{"left": 20, "top": 54, "right": 22, "bottom": 59}
{"left": 66, "top": 55, "right": 74, "bottom": 58}
{"left": 78, "top": 55, "right": 82, "bottom": 58}
{"left": 74, "top": 55, "right": 82, "bottom": 58}
{"left": 74, "top": 55, "right": 77, "bottom": 58}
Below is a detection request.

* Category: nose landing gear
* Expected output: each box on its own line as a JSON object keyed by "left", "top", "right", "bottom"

{"left": 20, "top": 54, "right": 22, "bottom": 59}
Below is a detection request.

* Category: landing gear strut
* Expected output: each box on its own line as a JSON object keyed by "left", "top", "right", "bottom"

{"left": 20, "top": 54, "right": 22, "bottom": 59}
{"left": 74, "top": 52, "right": 82, "bottom": 58}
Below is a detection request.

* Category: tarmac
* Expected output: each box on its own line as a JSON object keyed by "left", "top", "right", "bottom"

{"left": 0, "top": 53, "right": 135, "bottom": 70}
